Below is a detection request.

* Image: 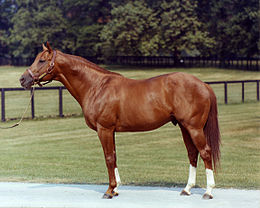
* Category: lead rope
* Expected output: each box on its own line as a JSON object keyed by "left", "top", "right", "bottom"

{"left": 0, "top": 86, "right": 35, "bottom": 129}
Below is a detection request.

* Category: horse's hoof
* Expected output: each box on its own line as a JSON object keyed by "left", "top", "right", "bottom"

{"left": 180, "top": 190, "right": 190, "bottom": 196}
{"left": 112, "top": 191, "right": 119, "bottom": 197}
{"left": 102, "top": 193, "right": 113, "bottom": 199}
{"left": 202, "top": 193, "right": 213, "bottom": 200}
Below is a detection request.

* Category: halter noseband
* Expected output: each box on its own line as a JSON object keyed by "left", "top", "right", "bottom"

{"left": 27, "top": 50, "right": 57, "bottom": 87}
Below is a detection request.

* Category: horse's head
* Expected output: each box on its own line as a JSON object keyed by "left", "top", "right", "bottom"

{"left": 20, "top": 42, "right": 57, "bottom": 89}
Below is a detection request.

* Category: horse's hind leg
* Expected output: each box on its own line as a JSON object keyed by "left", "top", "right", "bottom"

{"left": 179, "top": 124, "right": 199, "bottom": 196}
{"left": 188, "top": 128, "right": 215, "bottom": 199}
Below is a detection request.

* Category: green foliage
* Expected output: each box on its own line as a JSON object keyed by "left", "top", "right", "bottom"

{"left": 8, "top": 0, "right": 67, "bottom": 58}
{"left": 0, "top": 0, "right": 15, "bottom": 57}
{"left": 0, "top": 0, "right": 258, "bottom": 58}
{"left": 99, "top": 0, "right": 159, "bottom": 56}
{"left": 62, "top": 0, "right": 111, "bottom": 56}
{"left": 158, "top": 0, "right": 215, "bottom": 56}
{"left": 98, "top": 0, "right": 215, "bottom": 57}
{"left": 199, "top": 0, "right": 259, "bottom": 58}
{"left": 1, "top": 0, "right": 110, "bottom": 58}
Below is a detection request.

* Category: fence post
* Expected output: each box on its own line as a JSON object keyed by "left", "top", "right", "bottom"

{"left": 241, "top": 81, "right": 245, "bottom": 102}
{"left": 31, "top": 88, "right": 35, "bottom": 119}
{"left": 257, "top": 80, "right": 259, "bottom": 101}
{"left": 59, "top": 87, "right": 64, "bottom": 117}
{"left": 224, "top": 82, "right": 228, "bottom": 104}
{"left": 1, "top": 89, "right": 5, "bottom": 122}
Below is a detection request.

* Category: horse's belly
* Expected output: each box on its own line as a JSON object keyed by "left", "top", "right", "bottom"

{"left": 115, "top": 114, "right": 171, "bottom": 132}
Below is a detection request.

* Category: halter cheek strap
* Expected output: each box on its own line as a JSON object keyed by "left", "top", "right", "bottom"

{"left": 27, "top": 50, "right": 57, "bottom": 87}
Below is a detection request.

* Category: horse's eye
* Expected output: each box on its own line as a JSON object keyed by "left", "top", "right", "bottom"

{"left": 39, "top": 59, "right": 45, "bottom": 63}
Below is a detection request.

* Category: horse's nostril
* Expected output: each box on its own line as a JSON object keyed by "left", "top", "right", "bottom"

{"left": 19, "top": 74, "right": 34, "bottom": 89}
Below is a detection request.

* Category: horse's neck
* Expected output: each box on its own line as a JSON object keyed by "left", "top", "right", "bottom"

{"left": 56, "top": 53, "right": 109, "bottom": 106}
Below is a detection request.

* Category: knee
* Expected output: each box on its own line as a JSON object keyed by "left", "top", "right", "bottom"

{"left": 105, "top": 154, "right": 115, "bottom": 168}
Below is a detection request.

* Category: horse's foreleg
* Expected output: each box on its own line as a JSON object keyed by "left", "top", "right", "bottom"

{"left": 97, "top": 125, "right": 119, "bottom": 199}
{"left": 113, "top": 136, "right": 121, "bottom": 193}
{"left": 111, "top": 133, "right": 121, "bottom": 194}
{"left": 179, "top": 124, "right": 199, "bottom": 196}
{"left": 114, "top": 167, "right": 121, "bottom": 193}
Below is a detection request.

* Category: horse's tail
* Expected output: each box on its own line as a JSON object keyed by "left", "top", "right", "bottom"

{"left": 204, "top": 86, "right": 221, "bottom": 171}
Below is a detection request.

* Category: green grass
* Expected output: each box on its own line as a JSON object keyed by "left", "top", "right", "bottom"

{"left": 0, "top": 66, "right": 259, "bottom": 189}
{"left": 0, "top": 102, "right": 259, "bottom": 189}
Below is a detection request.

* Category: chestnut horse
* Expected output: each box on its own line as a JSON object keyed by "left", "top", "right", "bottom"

{"left": 20, "top": 43, "right": 220, "bottom": 199}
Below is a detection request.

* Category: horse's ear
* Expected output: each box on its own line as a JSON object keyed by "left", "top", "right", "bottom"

{"left": 42, "top": 43, "right": 48, "bottom": 51}
{"left": 46, "top": 41, "right": 53, "bottom": 53}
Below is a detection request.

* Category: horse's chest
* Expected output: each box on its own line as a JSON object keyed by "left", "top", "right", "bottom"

{"left": 81, "top": 101, "right": 99, "bottom": 130}
{"left": 83, "top": 113, "right": 98, "bottom": 131}
{"left": 82, "top": 99, "right": 117, "bottom": 131}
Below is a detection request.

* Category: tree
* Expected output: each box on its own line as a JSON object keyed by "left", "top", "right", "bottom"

{"left": 1, "top": 0, "right": 258, "bottom": 60}
{"left": 8, "top": 0, "right": 68, "bottom": 58}
{"left": 158, "top": 0, "right": 215, "bottom": 57}
{"left": 198, "top": 0, "right": 259, "bottom": 58}
{"left": 62, "top": 0, "right": 111, "bottom": 56}
{"left": 98, "top": 0, "right": 159, "bottom": 56}
{"left": 98, "top": 0, "right": 215, "bottom": 58}
{"left": 0, "top": 0, "right": 16, "bottom": 57}
{"left": 3, "top": 0, "right": 113, "bottom": 58}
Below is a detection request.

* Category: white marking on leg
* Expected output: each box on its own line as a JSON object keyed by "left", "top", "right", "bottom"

{"left": 205, "top": 169, "right": 215, "bottom": 196}
{"left": 114, "top": 168, "right": 121, "bottom": 193}
{"left": 183, "top": 165, "right": 196, "bottom": 195}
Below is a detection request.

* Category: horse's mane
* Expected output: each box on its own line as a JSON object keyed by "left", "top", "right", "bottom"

{"left": 60, "top": 51, "right": 122, "bottom": 76}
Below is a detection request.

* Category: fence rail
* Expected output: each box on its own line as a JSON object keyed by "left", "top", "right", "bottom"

{"left": 107, "top": 56, "right": 260, "bottom": 71}
{"left": 1, "top": 80, "right": 259, "bottom": 122}
{"left": 204, "top": 80, "right": 259, "bottom": 104}
{"left": 1, "top": 86, "right": 66, "bottom": 122}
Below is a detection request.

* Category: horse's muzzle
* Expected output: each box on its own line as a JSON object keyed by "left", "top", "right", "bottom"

{"left": 19, "top": 73, "right": 34, "bottom": 89}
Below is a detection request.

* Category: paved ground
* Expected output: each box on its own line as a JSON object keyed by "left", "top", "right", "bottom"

{"left": 0, "top": 182, "right": 259, "bottom": 208}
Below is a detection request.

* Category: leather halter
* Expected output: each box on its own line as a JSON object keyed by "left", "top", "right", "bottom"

{"left": 27, "top": 50, "right": 57, "bottom": 87}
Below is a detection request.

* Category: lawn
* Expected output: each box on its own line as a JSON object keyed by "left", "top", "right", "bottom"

{"left": 0, "top": 102, "right": 259, "bottom": 189}
{"left": 0, "top": 65, "right": 259, "bottom": 189}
